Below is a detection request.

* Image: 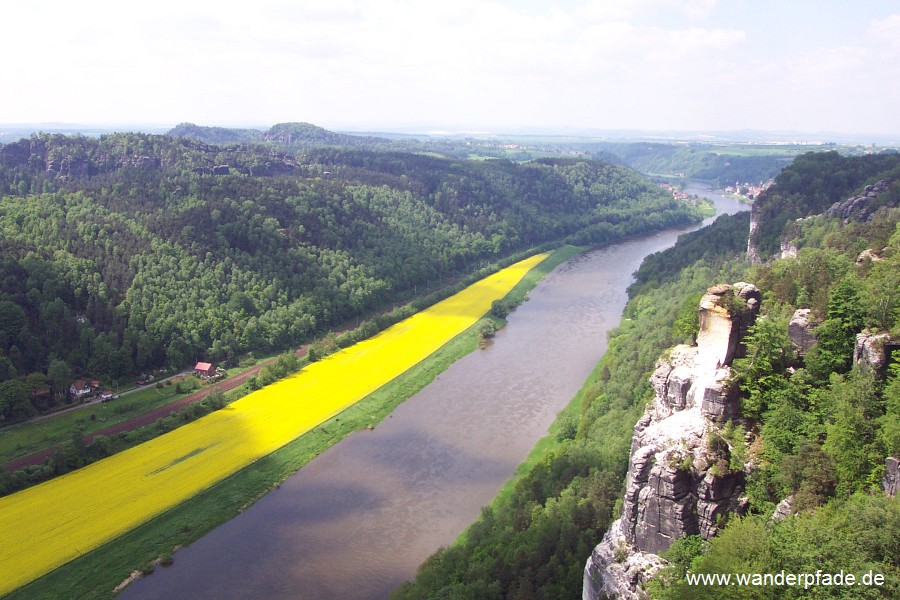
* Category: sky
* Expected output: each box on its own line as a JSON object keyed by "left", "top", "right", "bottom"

{"left": 2, "top": 0, "right": 899, "bottom": 136}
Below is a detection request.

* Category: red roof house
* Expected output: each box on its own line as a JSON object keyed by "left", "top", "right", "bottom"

{"left": 195, "top": 362, "right": 215, "bottom": 378}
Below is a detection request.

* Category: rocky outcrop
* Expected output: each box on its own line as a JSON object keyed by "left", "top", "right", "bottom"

{"left": 748, "top": 179, "right": 897, "bottom": 262}
{"left": 584, "top": 283, "right": 760, "bottom": 600}
{"left": 856, "top": 248, "right": 885, "bottom": 264}
{"left": 46, "top": 155, "right": 90, "bottom": 178}
{"left": 772, "top": 495, "right": 794, "bottom": 520}
{"left": 746, "top": 204, "right": 762, "bottom": 262}
{"left": 788, "top": 309, "right": 817, "bottom": 356}
{"left": 884, "top": 457, "right": 899, "bottom": 497}
{"left": 780, "top": 237, "right": 798, "bottom": 259}
{"left": 825, "top": 180, "right": 893, "bottom": 222}
{"left": 779, "top": 220, "right": 802, "bottom": 260}
{"left": 583, "top": 519, "right": 668, "bottom": 600}
{"left": 853, "top": 332, "right": 899, "bottom": 375}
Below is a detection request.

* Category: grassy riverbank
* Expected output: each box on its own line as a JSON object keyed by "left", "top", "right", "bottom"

{"left": 5, "top": 246, "right": 579, "bottom": 600}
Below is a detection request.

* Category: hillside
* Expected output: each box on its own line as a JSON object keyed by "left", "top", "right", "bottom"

{"left": 748, "top": 151, "right": 900, "bottom": 259}
{"left": 168, "top": 121, "right": 391, "bottom": 150}
{"left": 394, "top": 151, "right": 900, "bottom": 599}
{"left": 0, "top": 131, "right": 703, "bottom": 421}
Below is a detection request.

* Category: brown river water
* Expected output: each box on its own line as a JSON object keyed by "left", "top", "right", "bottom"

{"left": 120, "top": 185, "right": 745, "bottom": 600}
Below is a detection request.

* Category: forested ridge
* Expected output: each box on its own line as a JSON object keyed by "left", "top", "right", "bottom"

{"left": 394, "top": 151, "right": 900, "bottom": 599}
{"left": 0, "top": 130, "right": 703, "bottom": 421}
{"left": 750, "top": 151, "right": 900, "bottom": 258}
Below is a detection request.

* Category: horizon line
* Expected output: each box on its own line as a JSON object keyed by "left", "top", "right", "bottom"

{"left": 1, "top": 121, "right": 899, "bottom": 145}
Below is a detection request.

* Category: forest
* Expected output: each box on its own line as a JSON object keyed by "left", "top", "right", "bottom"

{"left": 580, "top": 142, "right": 800, "bottom": 185}
{"left": 393, "top": 151, "right": 900, "bottom": 599}
{"left": 0, "top": 130, "right": 704, "bottom": 422}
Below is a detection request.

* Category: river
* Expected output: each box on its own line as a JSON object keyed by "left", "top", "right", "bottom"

{"left": 121, "top": 185, "right": 746, "bottom": 600}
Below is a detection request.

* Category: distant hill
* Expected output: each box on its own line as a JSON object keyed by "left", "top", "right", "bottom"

{"left": 168, "top": 121, "right": 390, "bottom": 150}
{"left": 583, "top": 141, "right": 800, "bottom": 185}
{"left": 168, "top": 122, "right": 262, "bottom": 145}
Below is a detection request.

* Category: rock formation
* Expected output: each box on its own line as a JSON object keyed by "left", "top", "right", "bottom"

{"left": 884, "top": 457, "right": 899, "bottom": 498}
{"left": 746, "top": 206, "right": 762, "bottom": 263}
{"left": 748, "top": 179, "right": 897, "bottom": 262}
{"left": 825, "top": 180, "right": 893, "bottom": 223}
{"left": 855, "top": 248, "right": 885, "bottom": 265}
{"left": 788, "top": 309, "right": 817, "bottom": 356}
{"left": 583, "top": 283, "right": 761, "bottom": 600}
{"left": 853, "top": 331, "right": 899, "bottom": 375}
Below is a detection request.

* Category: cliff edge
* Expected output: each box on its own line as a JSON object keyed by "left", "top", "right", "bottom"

{"left": 583, "top": 282, "right": 761, "bottom": 600}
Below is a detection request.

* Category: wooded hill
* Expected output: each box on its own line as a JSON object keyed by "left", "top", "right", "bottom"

{"left": 0, "top": 130, "right": 703, "bottom": 420}
{"left": 168, "top": 121, "right": 392, "bottom": 151}
{"left": 393, "top": 151, "right": 900, "bottom": 599}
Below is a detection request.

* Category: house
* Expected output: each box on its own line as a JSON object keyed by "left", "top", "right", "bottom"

{"left": 69, "top": 379, "right": 92, "bottom": 399}
{"left": 195, "top": 362, "right": 216, "bottom": 378}
{"left": 99, "top": 390, "right": 115, "bottom": 401}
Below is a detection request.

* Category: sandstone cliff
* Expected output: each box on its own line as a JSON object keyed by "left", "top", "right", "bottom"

{"left": 746, "top": 204, "right": 761, "bottom": 263}
{"left": 748, "top": 178, "right": 897, "bottom": 262}
{"left": 583, "top": 282, "right": 761, "bottom": 600}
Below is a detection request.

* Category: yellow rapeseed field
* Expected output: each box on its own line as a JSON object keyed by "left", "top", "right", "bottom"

{"left": 0, "top": 252, "right": 549, "bottom": 596}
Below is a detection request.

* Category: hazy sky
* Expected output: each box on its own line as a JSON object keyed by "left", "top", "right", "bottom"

{"left": 3, "top": 0, "right": 899, "bottom": 135}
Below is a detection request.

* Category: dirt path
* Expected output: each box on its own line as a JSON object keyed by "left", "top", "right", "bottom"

{"left": 3, "top": 349, "right": 306, "bottom": 473}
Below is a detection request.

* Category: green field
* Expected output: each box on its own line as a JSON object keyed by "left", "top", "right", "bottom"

{"left": 0, "top": 377, "right": 202, "bottom": 465}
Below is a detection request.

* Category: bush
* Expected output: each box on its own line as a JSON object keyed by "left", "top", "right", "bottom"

{"left": 490, "top": 298, "right": 515, "bottom": 319}
{"left": 477, "top": 320, "right": 497, "bottom": 340}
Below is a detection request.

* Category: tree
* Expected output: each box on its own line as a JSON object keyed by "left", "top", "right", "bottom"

{"left": 805, "top": 277, "right": 867, "bottom": 380}
{"left": 0, "top": 355, "right": 15, "bottom": 381}
{"left": 732, "top": 314, "right": 793, "bottom": 420}
{"left": 47, "top": 358, "right": 71, "bottom": 402}
{"left": 671, "top": 294, "right": 702, "bottom": 344}
{"left": 779, "top": 443, "right": 837, "bottom": 512}
{"left": 0, "top": 379, "right": 32, "bottom": 421}
{"left": 823, "top": 371, "right": 883, "bottom": 495}
{"left": 881, "top": 365, "right": 900, "bottom": 456}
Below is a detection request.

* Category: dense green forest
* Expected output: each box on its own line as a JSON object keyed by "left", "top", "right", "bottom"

{"left": 393, "top": 151, "right": 899, "bottom": 599}
{"left": 749, "top": 151, "right": 900, "bottom": 259}
{"left": 0, "top": 130, "right": 704, "bottom": 422}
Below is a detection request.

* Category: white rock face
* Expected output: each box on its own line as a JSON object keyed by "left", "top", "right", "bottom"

{"left": 583, "top": 283, "right": 760, "bottom": 599}
{"left": 788, "top": 308, "right": 817, "bottom": 356}
{"left": 853, "top": 331, "right": 898, "bottom": 374}
{"left": 747, "top": 206, "right": 761, "bottom": 262}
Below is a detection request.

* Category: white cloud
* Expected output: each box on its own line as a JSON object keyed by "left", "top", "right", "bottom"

{"left": 0, "top": 1, "right": 897, "bottom": 134}
{"left": 869, "top": 13, "right": 900, "bottom": 52}
{"left": 579, "top": 0, "right": 719, "bottom": 22}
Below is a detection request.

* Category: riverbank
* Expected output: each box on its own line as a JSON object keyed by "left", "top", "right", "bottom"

{"left": 390, "top": 186, "right": 750, "bottom": 599}
{"left": 4, "top": 247, "right": 578, "bottom": 600}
